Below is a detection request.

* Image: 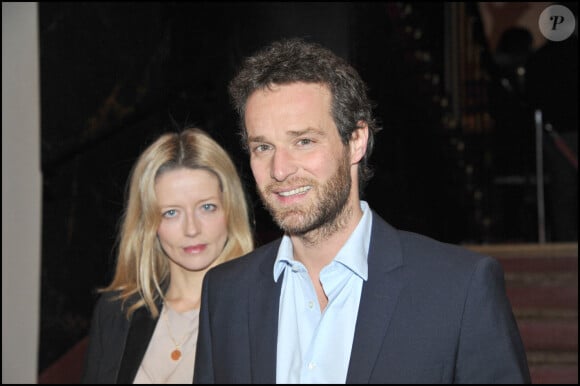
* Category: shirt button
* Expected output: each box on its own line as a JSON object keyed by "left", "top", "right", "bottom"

{"left": 307, "top": 300, "right": 314, "bottom": 309}
{"left": 308, "top": 362, "right": 316, "bottom": 370}
{"left": 291, "top": 266, "right": 299, "bottom": 273}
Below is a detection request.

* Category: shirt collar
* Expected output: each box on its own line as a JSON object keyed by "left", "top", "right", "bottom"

{"left": 273, "top": 200, "right": 372, "bottom": 282}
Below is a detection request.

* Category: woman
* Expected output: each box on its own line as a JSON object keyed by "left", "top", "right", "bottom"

{"left": 81, "top": 128, "right": 254, "bottom": 383}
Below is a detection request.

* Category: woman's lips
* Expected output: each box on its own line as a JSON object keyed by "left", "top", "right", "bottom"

{"left": 183, "top": 244, "right": 207, "bottom": 254}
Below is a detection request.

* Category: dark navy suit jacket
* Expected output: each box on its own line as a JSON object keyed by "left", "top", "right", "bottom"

{"left": 194, "top": 211, "right": 531, "bottom": 383}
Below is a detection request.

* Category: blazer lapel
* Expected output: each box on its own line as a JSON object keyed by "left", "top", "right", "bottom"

{"left": 249, "top": 240, "right": 283, "bottom": 384}
{"left": 116, "top": 305, "right": 160, "bottom": 383}
{"left": 346, "top": 212, "right": 405, "bottom": 384}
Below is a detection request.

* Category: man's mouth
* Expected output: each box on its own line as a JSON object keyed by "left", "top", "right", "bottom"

{"left": 277, "top": 186, "right": 312, "bottom": 197}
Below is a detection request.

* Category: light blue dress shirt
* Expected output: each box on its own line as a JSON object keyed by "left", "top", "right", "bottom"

{"left": 274, "top": 200, "right": 372, "bottom": 384}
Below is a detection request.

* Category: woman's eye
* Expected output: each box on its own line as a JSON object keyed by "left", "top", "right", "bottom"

{"left": 163, "top": 209, "right": 177, "bottom": 218}
{"left": 201, "top": 203, "right": 217, "bottom": 212}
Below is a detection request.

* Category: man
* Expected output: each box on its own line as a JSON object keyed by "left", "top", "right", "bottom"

{"left": 194, "top": 38, "right": 530, "bottom": 384}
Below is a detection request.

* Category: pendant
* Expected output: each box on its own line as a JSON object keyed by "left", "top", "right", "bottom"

{"left": 171, "top": 348, "right": 182, "bottom": 361}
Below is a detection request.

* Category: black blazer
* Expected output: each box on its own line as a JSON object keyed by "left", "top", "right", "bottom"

{"left": 81, "top": 292, "right": 162, "bottom": 384}
{"left": 194, "top": 211, "right": 531, "bottom": 383}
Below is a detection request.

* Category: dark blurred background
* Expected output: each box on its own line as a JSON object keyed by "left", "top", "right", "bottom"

{"left": 38, "top": 2, "right": 577, "bottom": 377}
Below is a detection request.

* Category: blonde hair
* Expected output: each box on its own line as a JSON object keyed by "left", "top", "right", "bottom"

{"left": 102, "top": 128, "right": 254, "bottom": 318}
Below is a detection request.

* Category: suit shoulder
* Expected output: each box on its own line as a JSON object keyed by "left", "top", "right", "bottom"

{"left": 402, "top": 230, "right": 486, "bottom": 259}
{"left": 397, "top": 229, "right": 502, "bottom": 279}
{"left": 93, "top": 290, "right": 123, "bottom": 313}
{"left": 371, "top": 211, "right": 488, "bottom": 265}
{"left": 90, "top": 290, "right": 144, "bottom": 322}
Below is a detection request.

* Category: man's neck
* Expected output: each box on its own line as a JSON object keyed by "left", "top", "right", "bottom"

{"left": 291, "top": 198, "right": 363, "bottom": 274}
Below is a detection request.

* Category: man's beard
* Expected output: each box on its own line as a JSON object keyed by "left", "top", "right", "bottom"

{"left": 258, "top": 150, "right": 352, "bottom": 238}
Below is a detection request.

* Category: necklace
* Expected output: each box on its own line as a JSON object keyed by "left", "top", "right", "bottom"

{"left": 163, "top": 304, "right": 194, "bottom": 361}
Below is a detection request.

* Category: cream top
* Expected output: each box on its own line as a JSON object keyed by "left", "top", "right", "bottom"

{"left": 133, "top": 304, "right": 199, "bottom": 384}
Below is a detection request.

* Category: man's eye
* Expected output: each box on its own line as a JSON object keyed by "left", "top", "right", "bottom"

{"left": 297, "top": 138, "right": 313, "bottom": 146}
{"left": 254, "top": 144, "right": 271, "bottom": 153}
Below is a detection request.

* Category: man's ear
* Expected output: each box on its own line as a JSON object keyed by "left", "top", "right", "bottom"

{"left": 349, "top": 121, "right": 369, "bottom": 164}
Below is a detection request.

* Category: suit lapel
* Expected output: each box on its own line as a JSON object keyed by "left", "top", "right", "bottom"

{"left": 346, "top": 212, "right": 405, "bottom": 383}
{"left": 249, "top": 240, "right": 283, "bottom": 384}
{"left": 116, "top": 305, "right": 160, "bottom": 383}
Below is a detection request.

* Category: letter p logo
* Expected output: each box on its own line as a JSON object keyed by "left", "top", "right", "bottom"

{"left": 540, "top": 5, "right": 576, "bottom": 41}
{"left": 550, "top": 15, "right": 565, "bottom": 31}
